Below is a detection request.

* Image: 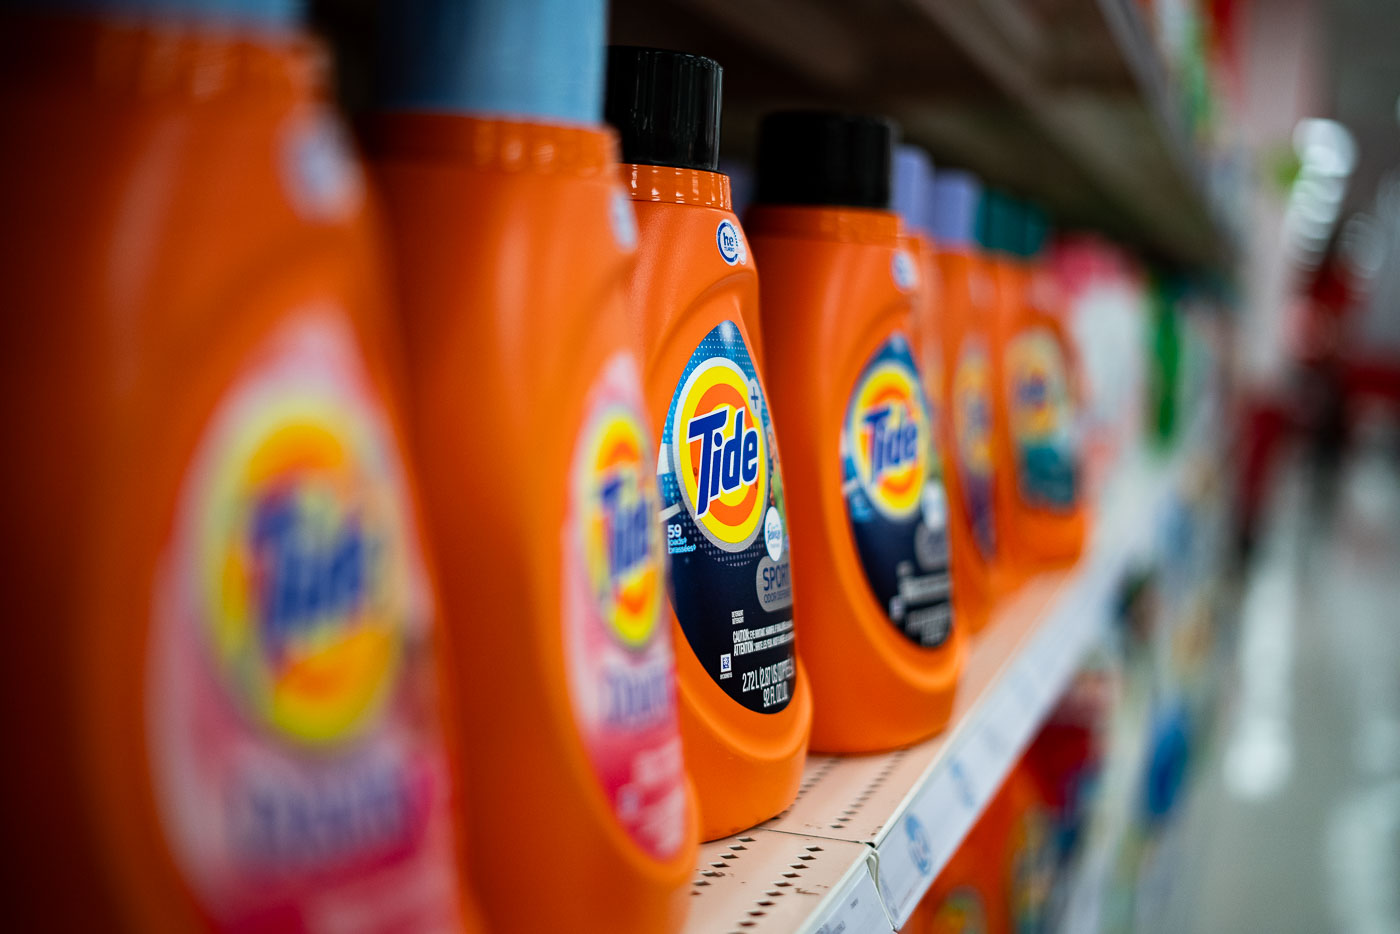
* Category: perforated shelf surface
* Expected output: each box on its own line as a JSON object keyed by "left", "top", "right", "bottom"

{"left": 686, "top": 833, "right": 884, "bottom": 934}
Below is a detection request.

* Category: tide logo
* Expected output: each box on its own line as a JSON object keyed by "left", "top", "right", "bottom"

{"left": 672, "top": 358, "right": 769, "bottom": 550}
{"left": 582, "top": 406, "right": 663, "bottom": 648}
{"left": 1007, "top": 330, "right": 1069, "bottom": 444}
{"left": 849, "top": 359, "right": 931, "bottom": 520}
{"left": 953, "top": 345, "right": 994, "bottom": 476}
{"left": 200, "top": 398, "right": 408, "bottom": 747}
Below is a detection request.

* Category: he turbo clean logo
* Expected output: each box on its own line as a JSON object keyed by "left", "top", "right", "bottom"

{"left": 673, "top": 358, "right": 769, "bottom": 550}
{"left": 581, "top": 406, "right": 664, "bottom": 648}
{"left": 848, "top": 358, "right": 932, "bottom": 521}
{"left": 198, "top": 394, "right": 409, "bottom": 748}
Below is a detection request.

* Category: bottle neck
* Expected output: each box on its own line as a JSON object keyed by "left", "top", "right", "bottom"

{"left": 620, "top": 164, "right": 731, "bottom": 210}
{"left": 366, "top": 113, "right": 618, "bottom": 181}
{"left": 745, "top": 204, "right": 900, "bottom": 245}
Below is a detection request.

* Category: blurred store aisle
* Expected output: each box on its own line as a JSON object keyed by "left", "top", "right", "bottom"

{"left": 1171, "top": 426, "right": 1400, "bottom": 934}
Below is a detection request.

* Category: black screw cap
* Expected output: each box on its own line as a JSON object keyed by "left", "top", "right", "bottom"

{"left": 754, "top": 111, "right": 897, "bottom": 210}
{"left": 605, "top": 46, "right": 723, "bottom": 172}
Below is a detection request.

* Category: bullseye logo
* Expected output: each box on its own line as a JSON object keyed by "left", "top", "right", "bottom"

{"left": 849, "top": 359, "right": 931, "bottom": 520}
{"left": 197, "top": 396, "right": 408, "bottom": 747}
{"left": 953, "top": 346, "right": 994, "bottom": 476}
{"left": 581, "top": 406, "right": 663, "bottom": 648}
{"left": 673, "top": 358, "right": 770, "bottom": 551}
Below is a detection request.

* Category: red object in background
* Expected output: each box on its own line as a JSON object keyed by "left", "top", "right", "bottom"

{"left": 1293, "top": 249, "right": 1357, "bottom": 368}
{"left": 1024, "top": 670, "right": 1110, "bottom": 820}
{"left": 1208, "top": 0, "right": 1248, "bottom": 103}
{"left": 1237, "top": 396, "right": 1291, "bottom": 552}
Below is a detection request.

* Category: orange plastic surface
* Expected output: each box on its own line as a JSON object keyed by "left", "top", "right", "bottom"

{"left": 621, "top": 164, "right": 812, "bottom": 841}
{"left": 371, "top": 116, "right": 697, "bottom": 933}
{"left": 0, "top": 16, "right": 477, "bottom": 931}
{"left": 931, "top": 245, "right": 1021, "bottom": 631}
{"left": 912, "top": 235, "right": 988, "bottom": 636}
{"left": 747, "top": 205, "right": 964, "bottom": 754}
{"left": 987, "top": 256, "right": 1087, "bottom": 575}
{"left": 909, "top": 793, "right": 1005, "bottom": 934}
{"left": 909, "top": 757, "right": 1052, "bottom": 934}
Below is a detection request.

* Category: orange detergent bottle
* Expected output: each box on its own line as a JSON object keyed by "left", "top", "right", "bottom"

{"left": 987, "top": 758, "right": 1059, "bottom": 934}
{"left": 605, "top": 47, "right": 811, "bottom": 840}
{"left": 370, "top": 4, "right": 696, "bottom": 932}
{"left": 890, "top": 145, "right": 945, "bottom": 469}
{"left": 908, "top": 758, "right": 1055, "bottom": 934}
{"left": 983, "top": 194, "right": 1086, "bottom": 574}
{"left": 749, "top": 112, "right": 962, "bottom": 753}
{"left": 931, "top": 169, "right": 1017, "bottom": 628}
{"left": 910, "top": 805, "right": 1002, "bottom": 934}
{"left": 0, "top": 2, "right": 474, "bottom": 930}
{"left": 893, "top": 145, "right": 997, "bottom": 636}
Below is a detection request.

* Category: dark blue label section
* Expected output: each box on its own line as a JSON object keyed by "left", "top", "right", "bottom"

{"left": 660, "top": 320, "right": 795, "bottom": 713}
{"left": 842, "top": 332, "right": 954, "bottom": 648}
{"left": 951, "top": 341, "right": 998, "bottom": 559}
{"left": 1006, "top": 328, "right": 1079, "bottom": 511}
{"left": 965, "top": 471, "right": 996, "bottom": 555}
{"left": 1017, "top": 444, "right": 1078, "bottom": 508}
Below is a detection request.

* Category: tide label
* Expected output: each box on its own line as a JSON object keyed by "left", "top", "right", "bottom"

{"left": 660, "top": 321, "right": 795, "bottom": 714}
{"left": 841, "top": 331, "right": 954, "bottom": 648}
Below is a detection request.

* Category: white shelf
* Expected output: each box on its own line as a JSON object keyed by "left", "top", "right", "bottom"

{"left": 682, "top": 450, "right": 1182, "bottom": 934}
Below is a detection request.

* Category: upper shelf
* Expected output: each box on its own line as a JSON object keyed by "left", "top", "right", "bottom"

{"left": 610, "top": 0, "right": 1232, "bottom": 271}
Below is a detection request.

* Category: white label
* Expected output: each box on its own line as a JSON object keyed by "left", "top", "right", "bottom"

{"left": 892, "top": 250, "right": 918, "bottom": 291}
{"left": 764, "top": 506, "right": 785, "bottom": 561}
{"left": 809, "top": 861, "right": 893, "bottom": 934}
{"left": 716, "top": 218, "right": 747, "bottom": 265}
{"left": 609, "top": 188, "right": 638, "bottom": 251}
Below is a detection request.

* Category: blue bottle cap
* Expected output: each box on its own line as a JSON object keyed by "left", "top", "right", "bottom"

{"left": 975, "top": 188, "right": 1019, "bottom": 256}
{"left": 930, "top": 168, "right": 982, "bottom": 248}
{"left": 1020, "top": 201, "right": 1051, "bottom": 258}
{"left": 2, "top": 0, "right": 300, "bottom": 27}
{"left": 377, "top": 0, "right": 607, "bottom": 125}
{"left": 891, "top": 144, "right": 934, "bottom": 237}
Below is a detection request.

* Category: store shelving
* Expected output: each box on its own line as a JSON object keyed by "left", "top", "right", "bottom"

{"left": 681, "top": 448, "right": 1187, "bottom": 934}
{"left": 610, "top": 0, "right": 1230, "bottom": 270}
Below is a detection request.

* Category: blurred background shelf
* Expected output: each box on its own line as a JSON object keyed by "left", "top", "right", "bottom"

{"left": 610, "top": 0, "right": 1231, "bottom": 270}
{"left": 679, "top": 444, "right": 1191, "bottom": 934}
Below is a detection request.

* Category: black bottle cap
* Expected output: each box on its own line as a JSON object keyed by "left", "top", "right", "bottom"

{"left": 605, "top": 46, "right": 723, "bottom": 172}
{"left": 754, "top": 111, "right": 896, "bottom": 210}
